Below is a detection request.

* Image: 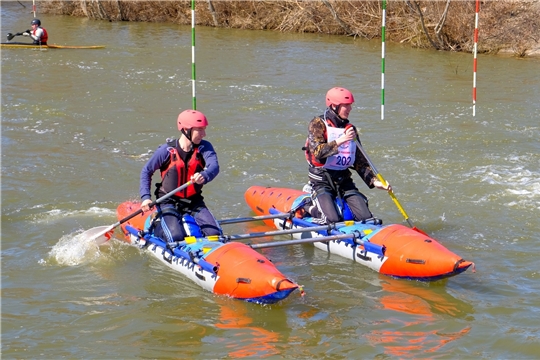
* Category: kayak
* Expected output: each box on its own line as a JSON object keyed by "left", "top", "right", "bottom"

{"left": 244, "top": 186, "right": 475, "bottom": 281}
{"left": 1, "top": 42, "right": 105, "bottom": 49}
{"left": 116, "top": 201, "right": 299, "bottom": 304}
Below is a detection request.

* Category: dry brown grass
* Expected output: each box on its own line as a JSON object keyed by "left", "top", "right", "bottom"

{"left": 39, "top": 0, "right": 540, "bottom": 57}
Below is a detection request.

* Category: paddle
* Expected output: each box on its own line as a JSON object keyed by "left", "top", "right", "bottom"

{"left": 347, "top": 125, "right": 424, "bottom": 232}
{"left": 81, "top": 180, "right": 193, "bottom": 245}
{"left": 7, "top": 32, "right": 23, "bottom": 41}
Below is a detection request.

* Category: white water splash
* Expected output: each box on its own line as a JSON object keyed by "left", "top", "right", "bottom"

{"left": 47, "top": 231, "right": 103, "bottom": 266}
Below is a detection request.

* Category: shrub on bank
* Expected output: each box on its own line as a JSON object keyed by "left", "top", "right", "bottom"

{"left": 40, "top": 0, "right": 540, "bottom": 57}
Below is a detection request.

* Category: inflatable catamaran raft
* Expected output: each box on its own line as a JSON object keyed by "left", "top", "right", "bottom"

{"left": 115, "top": 201, "right": 299, "bottom": 304}
{"left": 244, "top": 186, "right": 474, "bottom": 281}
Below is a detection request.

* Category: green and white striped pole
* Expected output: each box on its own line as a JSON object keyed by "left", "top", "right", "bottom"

{"left": 191, "top": 0, "right": 197, "bottom": 110}
{"left": 381, "top": 0, "right": 386, "bottom": 120}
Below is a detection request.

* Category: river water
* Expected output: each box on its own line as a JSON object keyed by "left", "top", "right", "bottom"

{"left": 2, "top": 3, "right": 539, "bottom": 359}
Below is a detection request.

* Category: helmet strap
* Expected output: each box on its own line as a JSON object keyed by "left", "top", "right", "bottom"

{"left": 328, "top": 105, "right": 341, "bottom": 115}
{"left": 181, "top": 128, "right": 194, "bottom": 144}
{"left": 332, "top": 104, "right": 348, "bottom": 121}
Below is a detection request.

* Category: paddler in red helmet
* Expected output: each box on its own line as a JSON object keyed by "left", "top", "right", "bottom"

{"left": 140, "top": 110, "right": 222, "bottom": 242}
{"left": 303, "top": 87, "right": 391, "bottom": 224}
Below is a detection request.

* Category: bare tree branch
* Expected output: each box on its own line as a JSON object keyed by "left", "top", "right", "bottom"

{"left": 434, "top": 0, "right": 451, "bottom": 48}
{"left": 322, "top": 0, "right": 351, "bottom": 35}
{"left": 414, "top": 1, "right": 439, "bottom": 50}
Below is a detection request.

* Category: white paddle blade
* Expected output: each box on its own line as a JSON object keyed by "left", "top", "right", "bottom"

{"left": 80, "top": 225, "right": 115, "bottom": 245}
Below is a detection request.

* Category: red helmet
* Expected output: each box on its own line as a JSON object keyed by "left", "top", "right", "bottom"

{"left": 325, "top": 87, "right": 355, "bottom": 107}
{"left": 177, "top": 110, "right": 208, "bottom": 131}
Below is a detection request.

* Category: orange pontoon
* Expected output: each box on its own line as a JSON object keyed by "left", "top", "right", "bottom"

{"left": 115, "top": 201, "right": 298, "bottom": 304}
{"left": 244, "top": 186, "right": 474, "bottom": 281}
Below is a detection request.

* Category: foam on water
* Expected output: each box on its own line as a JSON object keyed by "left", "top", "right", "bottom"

{"left": 30, "top": 207, "right": 117, "bottom": 224}
{"left": 468, "top": 163, "right": 540, "bottom": 210}
{"left": 46, "top": 231, "right": 103, "bottom": 266}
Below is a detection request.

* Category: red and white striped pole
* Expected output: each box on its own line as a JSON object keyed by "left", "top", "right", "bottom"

{"left": 472, "top": 0, "right": 480, "bottom": 117}
{"left": 381, "top": 0, "right": 387, "bottom": 120}
{"left": 33, "top": 0, "right": 36, "bottom": 17}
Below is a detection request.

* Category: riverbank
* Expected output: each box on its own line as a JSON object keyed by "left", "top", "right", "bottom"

{"left": 37, "top": 0, "right": 540, "bottom": 57}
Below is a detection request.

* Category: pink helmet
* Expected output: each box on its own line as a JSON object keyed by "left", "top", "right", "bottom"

{"left": 177, "top": 110, "right": 208, "bottom": 131}
{"left": 325, "top": 87, "right": 355, "bottom": 107}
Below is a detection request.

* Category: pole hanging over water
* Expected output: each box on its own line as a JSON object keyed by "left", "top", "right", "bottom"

{"left": 33, "top": 0, "right": 36, "bottom": 18}
{"left": 191, "top": 0, "right": 197, "bottom": 110}
{"left": 380, "top": 0, "right": 387, "bottom": 120}
{"left": 472, "top": 0, "right": 480, "bottom": 117}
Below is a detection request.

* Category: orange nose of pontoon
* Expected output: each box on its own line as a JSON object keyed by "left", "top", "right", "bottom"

{"left": 205, "top": 242, "right": 299, "bottom": 303}
{"left": 372, "top": 224, "right": 474, "bottom": 280}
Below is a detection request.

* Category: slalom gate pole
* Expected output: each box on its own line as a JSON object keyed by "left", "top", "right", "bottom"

{"left": 381, "top": 0, "right": 386, "bottom": 120}
{"left": 33, "top": 0, "right": 36, "bottom": 17}
{"left": 191, "top": 0, "right": 197, "bottom": 110}
{"left": 472, "top": 0, "right": 480, "bottom": 117}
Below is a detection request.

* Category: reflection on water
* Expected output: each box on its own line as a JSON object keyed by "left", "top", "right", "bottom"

{"left": 367, "top": 276, "right": 474, "bottom": 357}
{"left": 367, "top": 326, "right": 471, "bottom": 358}
{"left": 237, "top": 212, "right": 478, "bottom": 358}
{"left": 213, "top": 298, "right": 282, "bottom": 358}
{"left": 378, "top": 277, "right": 475, "bottom": 318}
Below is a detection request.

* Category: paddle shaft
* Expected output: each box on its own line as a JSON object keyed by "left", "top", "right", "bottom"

{"left": 348, "top": 125, "right": 414, "bottom": 228}
{"left": 88, "top": 180, "right": 193, "bottom": 242}
{"left": 116, "top": 180, "right": 193, "bottom": 227}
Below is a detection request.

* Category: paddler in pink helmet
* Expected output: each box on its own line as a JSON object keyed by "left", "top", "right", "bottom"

{"left": 303, "top": 87, "right": 391, "bottom": 224}
{"left": 140, "top": 109, "right": 222, "bottom": 242}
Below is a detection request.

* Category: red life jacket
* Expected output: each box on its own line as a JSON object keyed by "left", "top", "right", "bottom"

{"left": 160, "top": 143, "right": 205, "bottom": 199}
{"left": 32, "top": 27, "right": 48, "bottom": 44}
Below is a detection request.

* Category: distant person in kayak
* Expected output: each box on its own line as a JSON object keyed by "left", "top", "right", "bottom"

{"left": 22, "top": 19, "right": 48, "bottom": 45}
{"left": 303, "top": 87, "right": 391, "bottom": 224}
{"left": 139, "top": 109, "right": 222, "bottom": 242}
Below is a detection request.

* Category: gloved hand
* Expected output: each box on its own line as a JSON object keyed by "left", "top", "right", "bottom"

{"left": 22, "top": 31, "right": 31, "bottom": 36}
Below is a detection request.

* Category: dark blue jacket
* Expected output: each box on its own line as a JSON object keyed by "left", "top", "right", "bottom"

{"left": 139, "top": 139, "right": 219, "bottom": 202}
